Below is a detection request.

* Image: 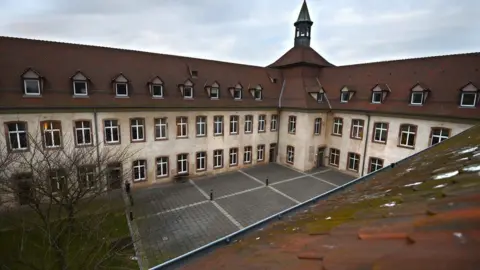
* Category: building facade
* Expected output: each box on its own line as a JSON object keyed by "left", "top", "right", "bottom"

{"left": 0, "top": 1, "right": 479, "bottom": 199}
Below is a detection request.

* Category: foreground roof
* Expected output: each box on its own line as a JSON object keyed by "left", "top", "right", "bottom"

{"left": 180, "top": 124, "right": 480, "bottom": 270}
{"left": 268, "top": 46, "right": 334, "bottom": 68}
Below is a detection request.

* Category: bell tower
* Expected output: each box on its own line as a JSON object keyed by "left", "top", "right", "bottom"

{"left": 294, "top": 0, "right": 313, "bottom": 47}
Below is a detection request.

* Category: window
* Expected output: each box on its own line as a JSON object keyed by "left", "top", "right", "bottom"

{"left": 286, "top": 146, "right": 295, "bottom": 164}
{"left": 104, "top": 120, "right": 120, "bottom": 144}
{"left": 234, "top": 88, "right": 242, "bottom": 100}
{"left": 115, "top": 83, "right": 128, "bottom": 97}
{"left": 244, "top": 146, "right": 252, "bottom": 164}
{"left": 176, "top": 117, "right": 188, "bottom": 138}
{"left": 288, "top": 116, "right": 296, "bottom": 134}
{"left": 258, "top": 115, "right": 266, "bottom": 132}
{"left": 229, "top": 148, "right": 238, "bottom": 166}
{"left": 133, "top": 160, "right": 147, "bottom": 182}
{"left": 347, "top": 153, "right": 360, "bottom": 172}
{"left": 373, "top": 122, "right": 388, "bottom": 143}
{"left": 183, "top": 86, "right": 193, "bottom": 99}
{"left": 156, "top": 157, "right": 169, "bottom": 177}
{"left": 254, "top": 89, "right": 262, "bottom": 100}
{"left": 213, "top": 116, "right": 224, "bottom": 135}
{"left": 78, "top": 166, "right": 95, "bottom": 189}
{"left": 430, "top": 128, "right": 450, "bottom": 146}
{"left": 213, "top": 150, "right": 223, "bottom": 168}
{"left": 244, "top": 115, "right": 253, "bottom": 133}
{"left": 332, "top": 118, "right": 343, "bottom": 136}
{"left": 151, "top": 84, "right": 163, "bottom": 98}
{"left": 24, "top": 79, "right": 41, "bottom": 96}
{"left": 350, "top": 119, "right": 364, "bottom": 139}
{"left": 257, "top": 145, "right": 265, "bottom": 161}
{"left": 410, "top": 92, "right": 424, "bottom": 105}
{"left": 329, "top": 148, "right": 340, "bottom": 167}
{"left": 460, "top": 92, "right": 477, "bottom": 107}
{"left": 177, "top": 154, "right": 188, "bottom": 174}
{"left": 49, "top": 169, "right": 66, "bottom": 193}
{"left": 210, "top": 87, "right": 219, "bottom": 99}
{"left": 196, "top": 116, "right": 207, "bottom": 137}
{"left": 130, "top": 118, "right": 145, "bottom": 142}
{"left": 340, "top": 92, "right": 350, "bottom": 103}
{"left": 154, "top": 118, "right": 168, "bottom": 140}
{"left": 371, "top": 92, "right": 382, "bottom": 103}
{"left": 73, "top": 81, "right": 88, "bottom": 96}
{"left": 270, "top": 115, "right": 278, "bottom": 131}
{"left": 317, "top": 92, "right": 324, "bottom": 102}
{"left": 314, "top": 118, "right": 321, "bottom": 135}
{"left": 196, "top": 152, "right": 206, "bottom": 171}
{"left": 74, "top": 120, "right": 92, "bottom": 146}
{"left": 369, "top": 158, "right": 384, "bottom": 173}
{"left": 399, "top": 124, "right": 417, "bottom": 148}
{"left": 230, "top": 115, "right": 239, "bottom": 134}
{"left": 6, "top": 122, "right": 28, "bottom": 151}
{"left": 41, "top": 121, "right": 62, "bottom": 148}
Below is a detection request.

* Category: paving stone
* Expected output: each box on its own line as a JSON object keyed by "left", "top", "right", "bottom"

{"left": 194, "top": 171, "right": 262, "bottom": 198}
{"left": 273, "top": 176, "right": 334, "bottom": 202}
{"left": 242, "top": 163, "right": 304, "bottom": 183}
{"left": 318, "top": 170, "right": 355, "bottom": 186}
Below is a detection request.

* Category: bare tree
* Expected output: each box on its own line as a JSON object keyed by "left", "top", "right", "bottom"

{"left": 0, "top": 130, "right": 140, "bottom": 270}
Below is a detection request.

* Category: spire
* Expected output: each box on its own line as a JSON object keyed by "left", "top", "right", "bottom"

{"left": 294, "top": 0, "right": 313, "bottom": 47}
{"left": 296, "top": 0, "right": 312, "bottom": 23}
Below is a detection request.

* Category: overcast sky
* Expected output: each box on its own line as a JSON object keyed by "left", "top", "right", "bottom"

{"left": 0, "top": 0, "right": 479, "bottom": 66}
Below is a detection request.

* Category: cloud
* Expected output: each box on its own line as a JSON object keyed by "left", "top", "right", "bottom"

{"left": 0, "top": 0, "right": 478, "bottom": 66}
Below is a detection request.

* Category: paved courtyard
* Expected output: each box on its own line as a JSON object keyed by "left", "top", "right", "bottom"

{"left": 131, "top": 163, "right": 355, "bottom": 267}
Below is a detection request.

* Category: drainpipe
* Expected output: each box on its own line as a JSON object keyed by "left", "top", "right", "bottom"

{"left": 93, "top": 109, "right": 101, "bottom": 169}
{"left": 361, "top": 113, "right": 371, "bottom": 176}
{"left": 276, "top": 79, "right": 286, "bottom": 162}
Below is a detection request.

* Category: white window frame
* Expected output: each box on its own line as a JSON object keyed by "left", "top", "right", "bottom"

{"left": 151, "top": 84, "right": 163, "bottom": 98}
{"left": 130, "top": 118, "right": 145, "bottom": 142}
{"left": 196, "top": 152, "right": 206, "bottom": 171}
{"left": 287, "top": 146, "right": 295, "bottom": 164}
{"left": 347, "top": 153, "right": 360, "bottom": 172}
{"left": 244, "top": 146, "right": 252, "bottom": 164}
{"left": 399, "top": 124, "right": 417, "bottom": 148}
{"left": 314, "top": 118, "right": 321, "bottom": 135}
{"left": 229, "top": 148, "right": 238, "bottom": 166}
{"left": 371, "top": 92, "right": 382, "bottom": 104}
{"left": 7, "top": 122, "right": 28, "bottom": 150}
{"left": 73, "top": 81, "right": 88, "bottom": 96}
{"left": 254, "top": 89, "right": 262, "bottom": 100}
{"left": 333, "top": 118, "right": 343, "bottom": 135}
{"left": 177, "top": 154, "right": 188, "bottom": 174}
{"left": 340, "top": 92, "right": 349, "bottom": 103}
{"left": 229, "top": 115, "right": 238, "bottom": 134}
{"left": 75, "top": 121, "right": 92, "bottom": 146}
{"left": 351, "top": 119, "right": 364, "bottom": 139}
{"left": 115, "top": 83, "right": 128, "bottom": 97}
{"left": 258, "top": 115, "right": 266, "bottom": 132}
{"left": 234, "top": 88, "right": 242, "bottom": 100}
{"left": 155, "top": 118, "right": 168, "bottom": 139}
{"left": 329, "top": 148, "right": 340, "bottom": 166}
{"left": 183, "top": 86, "right": 193, "bottom": 99}
{"left": 104, "top": 120, "right": 120, "bottom": 143}
{"left": 196, "top": 116, "right": 207, "bottom": 137}
{"left": 213, "top": 150, "right": 223, "bottom": 168}
{"left": 369, "top": 158, "right": 383, "bottom": 173}
{"left": 270, "top": 115, "right": 278, "bottom": 131}
{"left": 430, "top": 128, "right": 450, "bottom": 146}
{"left": 213, "top": 116, "right": 223, "bottom": 135}
{"left": 244, "top": 115, "right": 253, "bottom": 133}
{"left": 78, "top": 166, "right": 95, "bottom": 189}
{"left": 410, "top": 92, "right": 424, "bottom": 105}
{"left": 50, "top": 170, "right": 66, "bottom": 193}
{"left": 257, "top": 145, "right": 265, "bottom": 161}
{"left": 288, "top": 116, "right": 296, "bottom": 134}
{"left": 156, "top": 157, "right": 169, "bottom": 177}
{"left": 373, "top": 122, "right": 388, "bottom": 143}
{"left": 460, "top": 92, "right": 477, "bottom": 107}
{"left": 176, "top": 117, "right": 188, "bottom": 138}
{"left": 24, "top": 79, "right": 41, "bottom": 96}
{"left": 210, "top": 87, "right": 219, "bottom": 99}
{"left": 43, "top": 121, "right": 61, "bottom": 148}
{"left": 133, "top": 160, "right": 146, "bottom": 182}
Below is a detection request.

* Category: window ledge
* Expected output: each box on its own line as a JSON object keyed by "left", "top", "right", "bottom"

{"left": 196, "top": 134, "right": 207, "bottom": 138}
{"left": 350, "top": 136, "right": 363, "bottom": 141}
{"left": 115, "top": 96, "right": 130, "bottom": 98}
{"left": 331, "top": 133, "right": 343, "bottom": 137}
{"left": 458, "top": 105, "right": 477, "bottom": 108}
{"left": 408, "top": 103, "right": 423, "bottom": 106}
{"left": 72, "top": 95, "right": 89, "bottom": 98}
{"left": 155, "top": 138, "right": 168, "bottom": 141}
{"left": 156, "top": 175, "right": 169, "bottom": 179}
{"left": 152, "top": 96, "right": 164, "bottom": 99}
{"left": 23, "top": 94, "right": 42, "bottom": 98}
{"left": 372, "top": 140, "right": 387, "bottom": 145}
{"left": 176, "top": 136, "right": 189, "bottom": 139}
{"left": 397, "top": 144, "right": 415, "bottom": 150}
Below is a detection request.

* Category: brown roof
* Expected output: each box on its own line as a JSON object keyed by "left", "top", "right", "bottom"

{"left": 268, "top": 46, "right": 335, "bottom": 68}
{"left": 180, "top": 124, "right": 480, "bottom": 270}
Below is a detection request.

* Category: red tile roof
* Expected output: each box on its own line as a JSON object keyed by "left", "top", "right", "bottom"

{"left": 180, "top": 124, "right": 480, "bottom": 270}
{"left": 268, "top": 46, "right": 334, "bottom": 68}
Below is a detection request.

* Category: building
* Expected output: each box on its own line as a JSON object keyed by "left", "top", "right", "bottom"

{"left": 0, "top": 1, "right": 478, "bottom": 197}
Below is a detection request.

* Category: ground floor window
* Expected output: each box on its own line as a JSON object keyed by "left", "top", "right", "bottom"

{"left": 329, "top": 148, "right": 340, "bottom": 166}
{"left": 196, "top": 152, "right": 206, "bottom": 171}
{"left": 286, "top": 146, "right": 295, "bottom": 164}
{"left": 244, "top": 146, "right": 252, "bottom": 164}
{"left": 229, "top": 148, "right": 238, "bottom": 166}
{"left": 156, "top": 157, "right": 169, "bottom": 177}
{"left": 369, "top": 157, "right": 384, "bottom": 173}
{"left": 347, "top": 153, "right": 360, "bottom": 172}
{"left": 133, "top": 160, "right": 147, "bottom": 182}
{"left": 213, "top": 149, "right": 223, "bottom": 168}
{"left": 257, "top": 145, "right": 265, "bottom": 161}
{"left": 177, "top": 154, "right": 188, "bottom": 174}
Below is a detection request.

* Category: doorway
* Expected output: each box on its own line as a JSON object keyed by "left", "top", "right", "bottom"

{"left": 316, "top": 147, "right": 325, "bottom": 168}
{"left": 269, "top": 143, "right": 277, "bottom": 163}
{"left": 107, "top": 163, "right": 122, "bottom": 190}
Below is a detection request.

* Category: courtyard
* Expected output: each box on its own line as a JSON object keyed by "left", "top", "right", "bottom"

{"left": 131, "top": 163, "right": 355, "bottom": 267}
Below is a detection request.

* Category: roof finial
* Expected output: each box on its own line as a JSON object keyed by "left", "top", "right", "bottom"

{"left": 296, "top": 0, "right": 312, "bottom": 23}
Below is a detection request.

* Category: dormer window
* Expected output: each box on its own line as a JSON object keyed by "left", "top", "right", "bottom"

{"left": 231, "top": 83, "right": 243, "bottom": 100}
{"left": 71, "top": 71, "right": 89, "bottom": 96}
{"left": 459, "top": 83, "right": 478, "bottom": 108}
{"left": 317, "top": 92, "right": 324, "bottom": 102}
{"left": 149, "top": 76, "right": 164, "bottom": 98}
{"left": 371, "top": 84, "right": 390, "bottom": 104}
{"left": 340, "top": 86, "right": 355, "bottom": 103}
{"left": 250, "top": 85, "right": 262, "bottom": 100}
{"left": 112, "top": 74, "right": 129, "bottom": 97}
{"left": 410, "top": 92, "right": 423, "bottom": 105}
{"left": 180, "top": 79, "right": 194, "bottom": 99}
{"left": 308, "top": 90, "right": 325, "bottom": 103}
{"left": 21, "top": 68, "right": 42, "bottom": 96}
{"left": 206, "top": 82, "right": 220, "bottom": 99}
{"left": 409, "top": 83, "right": 429, "bottom": 105}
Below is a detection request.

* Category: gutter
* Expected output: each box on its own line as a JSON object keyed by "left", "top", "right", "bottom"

{"left": 361, "top": 113, "right": 371, "bottom": 176}
{"left": 148, "top": 123, "right": 468, "bottom": 270}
